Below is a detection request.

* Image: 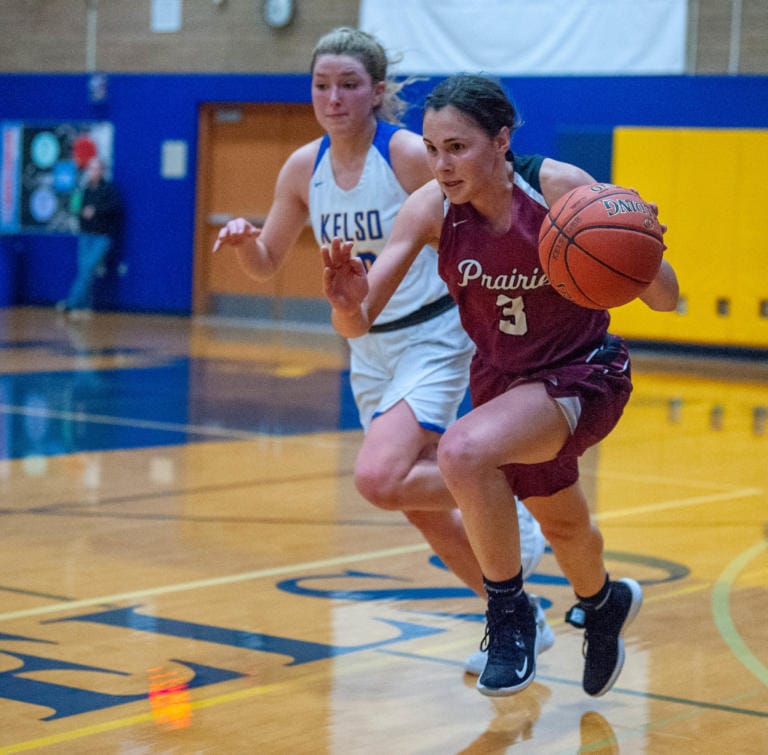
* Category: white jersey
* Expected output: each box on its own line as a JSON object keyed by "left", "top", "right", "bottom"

{"left": 309, "top": 121, "right": 448, "bottom": 327}
{"left": 309, "top": 121, "right": 474, "bottom": 432}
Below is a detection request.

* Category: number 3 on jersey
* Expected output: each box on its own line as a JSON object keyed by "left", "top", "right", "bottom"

{"left": 496, "top": 294, "right": 528, "bottom": 335}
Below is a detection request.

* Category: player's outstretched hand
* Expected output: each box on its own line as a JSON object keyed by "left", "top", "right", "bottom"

{"left": 322, "top": 237, "right": 368, "bottom": 311}
{"left": 213, "top": 218, "right": 260, "bottom": 253}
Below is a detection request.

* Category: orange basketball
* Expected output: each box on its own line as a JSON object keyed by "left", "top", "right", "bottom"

{"left": 538, "top": 183, "right": 665, "bottom": 309}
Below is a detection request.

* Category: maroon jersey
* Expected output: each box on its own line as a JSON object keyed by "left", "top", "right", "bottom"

{"left": 437, "top": 154, "right": 632, "bottom": 498}
{"left": 438, "top": 154, "right": 609, "bottom": 376}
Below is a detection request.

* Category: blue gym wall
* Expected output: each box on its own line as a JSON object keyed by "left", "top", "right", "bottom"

{"left": 1, "top": 73, "right": 767, "bottom": 314}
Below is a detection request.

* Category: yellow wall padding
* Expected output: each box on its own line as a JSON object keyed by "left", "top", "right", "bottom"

{"left": 610, "top": 127, "right": 768, "bottom": 348}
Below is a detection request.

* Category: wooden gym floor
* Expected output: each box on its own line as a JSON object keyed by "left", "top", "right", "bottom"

{"left": 0, "top": 306, "right": 766, "bottom": 754}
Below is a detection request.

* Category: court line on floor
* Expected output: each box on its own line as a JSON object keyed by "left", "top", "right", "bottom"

{"left": 0, "top": 403, "right": 271, "bottom": 442}
{"left": 7, "top": 640, "right": 764, "bottom": 755}
{"left": 589, "top": 467, "right": 757, "bottom": 492}
{"left": 0, "top": 663, "right": 350, "bottom": 754}
{"left": 593, "top": 487, "right": 763, "bottom": 521}
{"left": 1, "top": 484, "right": 760, "bottom": 623}
{"left": 377, "top": 647, "right": 768, "bottom": 720}
{"left": 712, "top": 540, "right": 768, "bottom": 687}
{"left": 0, "top": 404, "right": 355, "bottom": 451}
{"left": 2, "top": 528, "right": 763, "bottom": 750}
{"left": 0, "top": 543, "right": 431, "bottom": 623}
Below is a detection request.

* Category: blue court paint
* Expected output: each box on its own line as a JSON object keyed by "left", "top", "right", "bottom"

{"left": 51, "top": 605, "right": 445, "bottom": 665}
{"left": 0, "top": 350, "right": 363, "bottom": 460}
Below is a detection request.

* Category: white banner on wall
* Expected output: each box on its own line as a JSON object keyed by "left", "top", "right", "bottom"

{"left": 359, "top": 0, "right": 687, "bottom": 75}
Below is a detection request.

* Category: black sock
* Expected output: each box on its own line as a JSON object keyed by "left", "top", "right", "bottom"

{"left": 483, "top": 569, "right": 524, "bottom": 601}
{"left": 576, "top": 574, "right": 611, "bottom": 610}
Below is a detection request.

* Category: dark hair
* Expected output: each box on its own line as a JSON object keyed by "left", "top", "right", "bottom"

{"left": 424, "top": 74, "right": 522, "bottom": 158}
{"left": 310, "top": 27, "right": 411, "bottom": 125}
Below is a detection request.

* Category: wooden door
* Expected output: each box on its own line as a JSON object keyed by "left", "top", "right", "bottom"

{"left": 193, "top": 103, "right": 323, "bottom": 316}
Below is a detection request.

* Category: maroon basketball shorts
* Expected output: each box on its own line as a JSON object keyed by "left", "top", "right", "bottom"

{"left": 469, "top": 334, "right": 633, "bottom": 499}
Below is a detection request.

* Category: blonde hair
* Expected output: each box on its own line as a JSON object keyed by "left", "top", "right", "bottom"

{"left": 310, "top": 27, "right": 413, "bottom": 125}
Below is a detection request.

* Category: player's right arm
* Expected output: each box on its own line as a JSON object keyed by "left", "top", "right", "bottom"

{"left": 323, "top": 179, "right": 444, "bottom": 338}
{"left": 639, "top": 259, "right": 679, "bottom": 311}
{"left": 212, "top": 141, "right": 316, "bottom": 281}
{"left": 539, "top": 158, "right": 595, "bottom": 207}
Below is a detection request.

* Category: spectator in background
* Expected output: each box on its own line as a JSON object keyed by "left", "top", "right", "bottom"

{"left": 58, "top": 156, "right": 121, "bottom": 319}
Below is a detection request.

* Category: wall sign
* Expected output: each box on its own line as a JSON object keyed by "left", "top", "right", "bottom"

{"left": 0, "top": 121, "right": 114, "bottom": 234}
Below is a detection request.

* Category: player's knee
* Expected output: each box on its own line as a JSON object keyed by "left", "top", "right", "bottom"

{"left": 437, "top": 425, "right": 485, "bottom": 484}
{"left": 353, "top": 464, "right": 402, "bottom": 511}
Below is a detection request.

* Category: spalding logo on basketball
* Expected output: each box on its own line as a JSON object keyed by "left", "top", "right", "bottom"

{"left": 538, "top": 183, "right": 665, "bottom": 309}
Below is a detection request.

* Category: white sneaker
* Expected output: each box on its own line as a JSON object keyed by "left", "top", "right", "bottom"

{"left": 464, "top": 594, "right": 555, "bottom": 676}
{"left": 516, "top": 498, "right": 546, "bottom": 580}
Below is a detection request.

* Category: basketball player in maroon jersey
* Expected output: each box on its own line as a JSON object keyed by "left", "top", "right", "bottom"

{"left": 322, "top": 73, "right": 679, "bottom": 697}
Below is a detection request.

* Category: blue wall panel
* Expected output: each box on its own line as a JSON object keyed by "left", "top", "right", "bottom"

{"left": 1, "top": 73, "right": 767, "bottom": 314}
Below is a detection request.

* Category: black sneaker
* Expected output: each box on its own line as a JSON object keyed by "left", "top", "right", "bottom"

{"left": 565, "top": 578, "right": 643, "bottom": 697}
{"left": 477, "top": 591, "right": 538, "bottom": 696}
